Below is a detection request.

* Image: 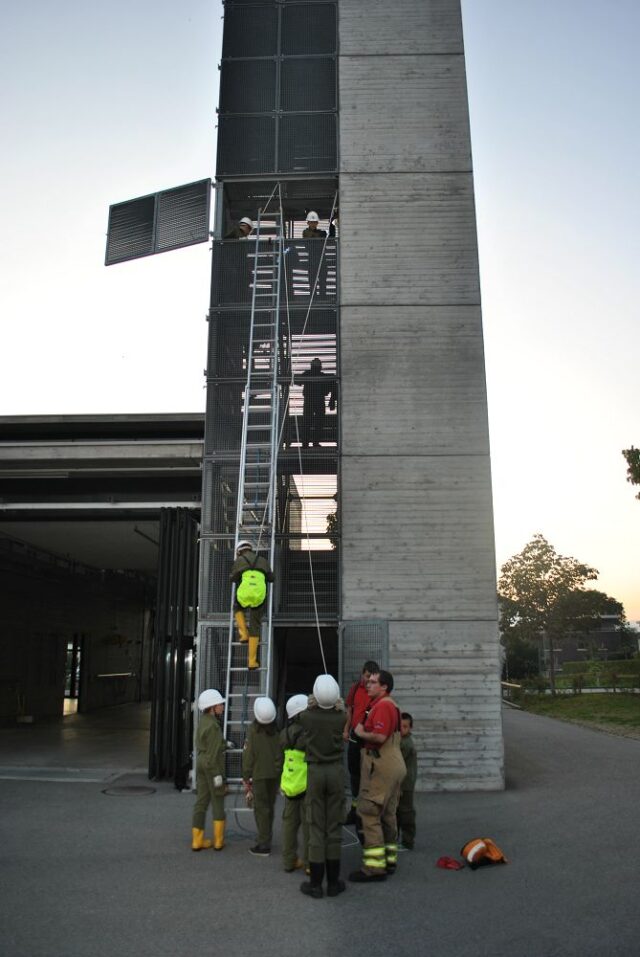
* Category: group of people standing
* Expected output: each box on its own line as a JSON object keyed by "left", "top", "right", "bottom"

{"left": 191, "top": 661, "right": 417, "bottom": 899}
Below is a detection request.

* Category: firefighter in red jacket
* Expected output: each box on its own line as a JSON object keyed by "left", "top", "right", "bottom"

{"left": 348, "top": 669, "right": 406, "bottom": 883}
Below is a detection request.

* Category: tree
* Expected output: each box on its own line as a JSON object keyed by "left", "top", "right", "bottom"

{"left": 622, "top": 447, "right": 640, "bottom": 500}
{"left": 498, "top": 534, "right": 600, "bottom": 694}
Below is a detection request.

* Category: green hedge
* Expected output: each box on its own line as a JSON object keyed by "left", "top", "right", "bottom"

{"left": 561, "top": 659, "right": 640, "bottom": 676}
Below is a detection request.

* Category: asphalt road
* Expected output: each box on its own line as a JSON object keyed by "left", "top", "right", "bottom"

{"left": 1, "top": 705, "right": 639, "bottom": 957}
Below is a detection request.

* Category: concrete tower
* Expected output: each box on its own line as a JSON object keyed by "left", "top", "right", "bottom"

{"left": 200, "top": 0, "right": 503, "bottom": 790}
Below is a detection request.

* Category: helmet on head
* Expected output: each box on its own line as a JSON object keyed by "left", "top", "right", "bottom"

{"left": 254, "top": 696, "right": 276, "bottom": 725}
{"left": 239, "top": 217, "right": 253, "bottom": 229}
{"left": 313, "top": 674, "right": 340, "bottom": 709}
{"left": 236, "top": 540, "right": 253, "bottom": 553}
{"left": 310, "top": 357, "right": 322, "bottom": 371}
{"left": 306, "top": 211, "right": 319, "bottom": 222}
{"left": 198, "top": 689, "right": 225, "bottom": 711}
{"left": 286, "top": 694, "right": 308, "bottom": 720}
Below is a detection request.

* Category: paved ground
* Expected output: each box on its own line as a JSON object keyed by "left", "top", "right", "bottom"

{"left": 1, "top": 703, "right": 639, "bottom": 957}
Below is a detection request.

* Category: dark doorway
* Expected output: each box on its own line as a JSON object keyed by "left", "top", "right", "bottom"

{"left": 273, "top": 626, "right": 338, "bottom": 716}
{"left": 63, "top": 634, "right": 83, "bottom": 715}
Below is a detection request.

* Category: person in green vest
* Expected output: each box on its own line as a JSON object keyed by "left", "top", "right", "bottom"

{"left": 230, "top": 541, "right": 274, "bottom": 670}
{"left": 279, "top": 693, "right": 310, "bottom": 873}
{"left": 192, "top": 688, "right": 227, "bottom": 852}
{"left": 297, "top": 674, "right": 346, "bottom": 899}
{"left": 242, "top": 696, "right": 281, "bottom": 856}
{"left": 397, "top": 712, "right": 417, "bottom": 850}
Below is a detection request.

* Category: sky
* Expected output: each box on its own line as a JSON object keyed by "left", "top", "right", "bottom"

{"left": 1, "top": 1, "right": 638, "bottom": 621}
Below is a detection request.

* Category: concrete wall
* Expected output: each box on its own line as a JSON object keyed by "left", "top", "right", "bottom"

{"left": 339, "top": 0, "right": 503, "bottom": 789}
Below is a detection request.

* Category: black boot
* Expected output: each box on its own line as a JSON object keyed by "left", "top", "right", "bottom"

{"left": 326, "top": 859, "right": 346, "bottom": 897}
{"left": 300, "top": 862, "right": 325, "bottom": 899}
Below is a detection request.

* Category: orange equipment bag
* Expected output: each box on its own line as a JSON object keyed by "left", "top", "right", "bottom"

{"left": 460, "top": 838, "right": 508, "bottom": 870}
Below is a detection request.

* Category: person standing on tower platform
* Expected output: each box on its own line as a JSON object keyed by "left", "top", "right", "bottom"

{"left": 230, "top": 540, "right": 274, "bottom": 670}
{"left": 343, "top": 659, "right": 379, "bottom": 825}
{"left": 225, "top": 216, "right": 254, "bottom": 239}
{"left": 191, "top": 689, "right": 228, "bottom": 852}
{"left": 299, "top": 358, "right": 336, "bottom": 447}
{"left": 242, "top": 696, "right": 281, "bottom": 857}
{"left": 397, "top": 712, "right": 417, "bottom": 850}
{"left": 349, "top": 670, "right": 406, "bottom": 883}
{"left": 302, "top": 211, "right": 326, "bottom": 238}
{"left": 297, "top": 675, "right": 347, "bottom": 899}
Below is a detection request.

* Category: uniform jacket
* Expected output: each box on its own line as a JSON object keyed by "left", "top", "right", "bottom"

{"left": 400, "top": 733, "right": 417, "bottom": 791}
{"left": 242, "top": 720, "right": 281, "bottom": 781}
{"left": 195, "top": 712, "right": 226, "bottom": 776}
{"left": 230, "top": 550, "right": 274, "bottom": 586}
{"left": 302, "top": 227, "right": 327, "bottom": 238}
{"left": 297, "top": 696, "right": 345, "bottom": 764}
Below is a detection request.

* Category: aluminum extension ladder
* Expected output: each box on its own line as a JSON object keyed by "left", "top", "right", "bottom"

{"left": 222, "top": 196, "right": 283, "bottom": 782}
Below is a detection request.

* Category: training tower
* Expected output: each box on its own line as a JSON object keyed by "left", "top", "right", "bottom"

{"left": 197, "top": 0, "right": 503, "bottom": 790}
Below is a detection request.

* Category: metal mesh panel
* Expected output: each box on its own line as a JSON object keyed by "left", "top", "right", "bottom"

{"left": 105, "top": 195, "right": 155, "bottom": 265}
{"left": 280, "top": 58, "right": 336, "bottom": 112}
{"left": 219, "top": 60, "right": 276, "bottom": 114}
{"left": 199, "top": 539, "right": 236, "bottom": 617}
{"left": 197, "top": 624, "right": 228, "bottom": 698}
{"left": 278, "top": 547, "right": 338, "bottom": 619}
{"left": 155, "top": 180, "right": 210, "bottom": 253}
{"left": 201, "top": 461, "right": 240, "bottom": 537}
{"left": 204, "top": 382, "right": 244, "bottom": 452}
{"left": 281, "top": 4, "right": 337, "bottom": 55}
{"left": 284, "top": 239, "right": 337, "bottom": 303}
{"left": 222, "top": 5, "right": 278, "bottom": 58}
{"left": 278, "top": 114, "right": 336, "bottom": 173}
{"left": 211, "top": 241, "right": 257, "bottom": 307}
{"left": 207, "top": 308, "right": 336, "bottom": 380}
{"left": 340, "top": 621, "right": 389, "bottom": 693}
{"left": 217, "top": 116, "right": 276, "bottom": 177}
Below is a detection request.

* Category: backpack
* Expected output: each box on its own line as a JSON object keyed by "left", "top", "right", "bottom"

{"left": 460, "top": 837, "right": 508, "bottom": 870}
{"left": 280, "top": 727, "right": 308, "bottom": 798}
{"left": 236, "top": 554, "right": 267, "bottom": 608}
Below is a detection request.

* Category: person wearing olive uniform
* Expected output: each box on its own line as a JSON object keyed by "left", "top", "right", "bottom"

{"left": 279, "top": 694, "right": 310, "bottom": 873}
{"left": 242, "top": 696, "right": 281, "bottom": 856}
{"left": 349, "top": 670, "right": 406, "bottom": 882}
{"left": 230, "top": 541, "right": 274, "bottom": 670}
{"left": 192, "top": 688, "right": 228, "bottom": 852}
{"left": 397, "top": 712, "right": 417, "bottom": 849}
{"left": 297, "top": 674, "right": 346, "bottom": 899}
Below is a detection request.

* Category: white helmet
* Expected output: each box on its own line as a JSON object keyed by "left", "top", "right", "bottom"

{"left": 254, "top": 696, "right": 276, "bottom": 725}
{"left": 286, "top": 694, "right": 308, "bottom": 720}
{"left": 236, "top": 540, "right": 253, "bottom": 553}
{"left": 239, "top": 217, "right": 253, "bottom": 228}
{"left": 198, "top": 689, "right": 225, "bottom": 711}
{"left": 313, "top": 674, "right": 340, "bottom": 709}
{"left": 306, "top": 211, "right": 319, "bottom": 222}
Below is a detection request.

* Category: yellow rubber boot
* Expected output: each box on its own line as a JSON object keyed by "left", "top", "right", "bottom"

{"left": 248, "top": 635, "right": 260, "bottom": 670}
{"left": 214, "top": 820, "right": 225, "bottom": 851}
{"left": 192, "top": 827, "right": 212, "bottom": 851}
{"left": 234, "top": 610, "right": 249, "bottom": 643}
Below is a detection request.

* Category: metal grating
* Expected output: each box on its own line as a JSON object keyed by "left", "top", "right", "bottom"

{"left": 155, "top": 180, "right": 211, "bottom": 254}
{"left": 219, "top": 60, "right": 277, "bottom": 114}
{"left": 222, "top": 5, "right": 278, "bottom": 58}
{"left": 105, "top": 195, "right": 155, "bottom": 265}
{"left": 281, "top": 4, "right": 337, "bottom": 55}
{"left": 340, "top": 621, "right": 389, "bottom": 693}
{"left": 106, "top": 180, "right": 210, "bottom": 265}
{"left": 207, "top": 307, "right": 337, "bottom": 381}
{"left": 217, "top": 116, "right": 276, "bottom": 177}
{"left": 278, "top": 114, "right": 337, "bottom": 173}
{"left": 199, "top": 539, "right": 237, "bottom": 617}
{"left": 278, "top": 546, "right": 338, "bottom": 619}
{"left": 210, "top": 240, "right": 337, "bottom": 308}
{"left": 280, "top": 58, "right": 336, "bottom": 112}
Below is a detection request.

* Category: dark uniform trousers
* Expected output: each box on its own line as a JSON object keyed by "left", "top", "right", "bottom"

{"left": 305, "top": 762, "right": 344, "bottom": 864}
{"left": 396, "top": 788, "right": 416, "bottom": 847}
{"left": 357, "top": 730, "right": 406, "bottom": 875}
{"left": 193, "top": 769, "right": 225, "bottom": 829}
{"left": 282, "top": 793, "right": 309, "bottom": 869}
{"left": 252, "top": 778, "right": 279, "bottom": 846}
